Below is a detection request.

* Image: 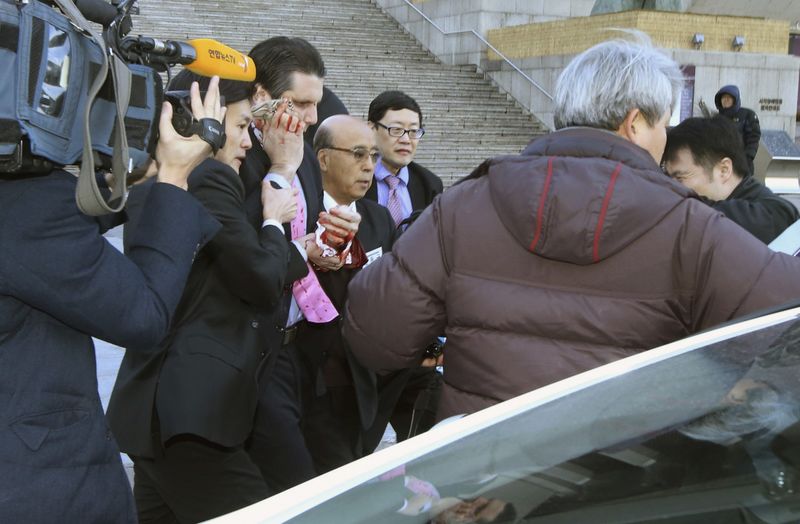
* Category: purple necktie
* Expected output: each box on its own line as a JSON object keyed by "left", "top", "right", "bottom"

{"left": 385, "top": 175, "right": 404, "bottom": 226}
{"left": 289, "top": 177, "right": 338, "bottom": 324}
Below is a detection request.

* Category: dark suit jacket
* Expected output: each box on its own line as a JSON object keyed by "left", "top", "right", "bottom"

{"left": 297, "top": 199, "right": 396, "bottom": 430}
{"left": 365, "top": 161, "right": 444, "bottom": 213}
{"left": 240, "top": 128, "right": 323, "bottom": 236}
{"left": 239, "top": 131, "right": 324, "bottom": 370}
{"left": 0, "top": 170, "right": 218, "bottom": 523}
{"left": 108, "top": 158, "right": 292, "bottom": 458}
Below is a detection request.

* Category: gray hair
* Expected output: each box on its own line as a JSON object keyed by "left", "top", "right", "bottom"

{"left": 553, "top": 33, "right": 683, "bottom": 130}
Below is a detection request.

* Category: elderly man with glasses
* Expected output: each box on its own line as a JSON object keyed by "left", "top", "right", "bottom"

{"left": 262, "top": 114, "right": 396, "bottom": 478}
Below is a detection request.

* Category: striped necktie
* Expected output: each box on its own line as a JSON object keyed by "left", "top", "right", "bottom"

{"left": 385, "top": 174, "right": 405, "bottom": 226}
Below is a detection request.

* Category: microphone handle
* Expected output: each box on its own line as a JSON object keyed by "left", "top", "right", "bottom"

{"left": 133, "top": 37, "right": 197, "bottom": 64}
{"left": 162, "top": 40, "right": 197, "bottom": 64}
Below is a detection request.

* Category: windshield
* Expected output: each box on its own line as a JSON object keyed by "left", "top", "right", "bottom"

{"left": 289, "top": 315, "right": 800, "bottom": 524}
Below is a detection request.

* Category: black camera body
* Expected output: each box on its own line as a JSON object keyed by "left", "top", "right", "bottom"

{"left": 0, "top": 0, "right": 228, "bottom": 177}
{"left": 0, "top": 0, "right": 166, "bottom": 176}
{"left": 165, "top": 91, "right": 196, "bottom": 138}
{"left": 424, "top": 339, "right": 444, "bottom": 360}
{"left": 164, "top": 90, "right": 227, "bottom": 153}
{"left": 1, "top": 0, "right": 237, "bottom": 214}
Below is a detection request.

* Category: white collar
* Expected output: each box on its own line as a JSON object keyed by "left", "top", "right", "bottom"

{"left": 323, "top": 191, "right": 358, "bottom": 213}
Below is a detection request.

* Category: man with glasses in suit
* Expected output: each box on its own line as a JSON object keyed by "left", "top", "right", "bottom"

{"left": 363, "top": 90, "right": 444, "bottom": 449}
{"left": 366, "top": 90, "right": 443, "bottom": 228}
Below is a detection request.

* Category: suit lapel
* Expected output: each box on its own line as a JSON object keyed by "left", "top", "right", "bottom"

{"left": 354, "top": 201, "right": 378, "bottom": 250}
{"left": 364, "top": 178, "right": 378, "bottom": 203}
{"left": 298, "top": 142, "right": 323, "bottom": 235}
{"left": 240, "top": 128, "right": 270, "bottom": 196}
{"left": 406, "top": 164, "right": 426, "bottom": 211}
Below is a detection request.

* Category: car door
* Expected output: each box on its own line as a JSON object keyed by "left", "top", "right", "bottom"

{"left": 210, "top": 305, "right": 800, "bottom": 524}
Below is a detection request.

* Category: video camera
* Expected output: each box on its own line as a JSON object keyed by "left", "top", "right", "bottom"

{"left": 0, "top": 0, "right": 255, "bottom": 214}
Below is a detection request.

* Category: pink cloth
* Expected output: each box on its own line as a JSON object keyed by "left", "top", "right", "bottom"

{"left": 289, "top": 177, "right": 338, "bottom": 323}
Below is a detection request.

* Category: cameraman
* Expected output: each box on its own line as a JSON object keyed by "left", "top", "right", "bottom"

{"left": 0, "top": 80, "right": 223, "bottom": 523}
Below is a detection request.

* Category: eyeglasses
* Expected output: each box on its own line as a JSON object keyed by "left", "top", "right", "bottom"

{"left": 323, "top": 146, "right": 380, "bottom": 164}
{"left": 375, "top": 122, "right": 425, "bottom": 139}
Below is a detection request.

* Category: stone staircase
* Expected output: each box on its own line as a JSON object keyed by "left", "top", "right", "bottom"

{"left": 130, "top": 0, "right": 548, "bottom": 186}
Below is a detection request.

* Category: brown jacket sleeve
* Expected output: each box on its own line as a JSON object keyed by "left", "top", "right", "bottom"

{"left": 343, "top": 201, "right": 449, "bottom": 373}
{"left": 691, "top": 209, "right": 800, "bottom": 332}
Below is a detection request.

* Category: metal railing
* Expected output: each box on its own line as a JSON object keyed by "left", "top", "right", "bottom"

{"left": 386, "top": 0, "right": 553, "bottom": 101}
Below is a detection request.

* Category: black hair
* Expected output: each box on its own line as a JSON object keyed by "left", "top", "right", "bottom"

{"left": 367, "top": 90, "right": 422, "bottom": 127}
{"left": 167, "top": 68, "right": 251, "bottom": 105}
{"left": 248, "top": 37, "right": 326, "bottom": 99}
{"left": 663, "top": 116, "right": 749, "bottom": 179}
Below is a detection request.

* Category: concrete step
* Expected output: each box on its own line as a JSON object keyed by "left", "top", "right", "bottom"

{"left": 130, "top": 0, "right": 548, "bottom": 186}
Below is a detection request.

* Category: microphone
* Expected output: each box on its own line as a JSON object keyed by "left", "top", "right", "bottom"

{"left": 134, "top": 38, "right": 256, "bottom": 82}
{"left": 184, "top": 39, "right": 256, "bottom": 82}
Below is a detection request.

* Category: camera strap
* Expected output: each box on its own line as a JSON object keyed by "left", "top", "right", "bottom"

{"left": 52, "top": 0, "right": 131, "bottom": 216}
{"left": 191, "top": 118, "right": 226, "bottom": 154}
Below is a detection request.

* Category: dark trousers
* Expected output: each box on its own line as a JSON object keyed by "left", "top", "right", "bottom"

{"left": 132, "top": 435, "right": 268, "bottom": 524}
{"left": 248, "top": 345, "right": 366, "bottom": 493}
{"left": 248, "top": 345, "right": 316, "bottom": 493}
{"left": 390, "top": 366, "right": 443, "bottom": 441}
{"left": 304, "top": 384, "right": 364, "bottom": 474}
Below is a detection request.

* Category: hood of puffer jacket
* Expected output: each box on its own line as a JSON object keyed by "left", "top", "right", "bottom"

{"left": 487, "top": 127, "right": 697, "bottom": 265}
{"left": 715, "top": 85, "right": 741, "bottom": 114}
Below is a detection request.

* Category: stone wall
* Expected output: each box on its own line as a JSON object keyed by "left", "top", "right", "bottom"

{"left": 407, "top": 0, "right": 594, "bottom": 34}
{"left": 488, "top": 49, "right": 800, "bottom": 136}
{"left": 376, "top": 1, "right": 800, "bottom": 136}
{"left": 689, "top": 0, "right": 800, "bottom": 21}
{"left": 672, "top": 49, "right": 800, "bottom": 137}
{"left": 486, "top": 11, "right": 790, "bottom": 58}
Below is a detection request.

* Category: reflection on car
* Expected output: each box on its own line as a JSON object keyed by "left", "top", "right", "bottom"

{"left": 209, "top": 305, "right": 800, "bottom": 524}
{"left": 769, "top": 219, "right": 800, "bottom": 256}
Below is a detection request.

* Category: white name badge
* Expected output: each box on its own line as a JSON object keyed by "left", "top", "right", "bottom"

{"left": 364, "top": 247, "right": 383, "bottom": 267}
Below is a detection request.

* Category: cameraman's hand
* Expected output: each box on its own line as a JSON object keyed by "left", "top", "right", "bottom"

{"left": 156, "top": 76, "right": 226, "bottom": 189}
{"left": 261, "top": 181, "right": 298, "bottom": 223}
{"left": 421, "top": 354, "right": 444, "bottom": 368}
{"left": 260, "top": 105, "right": 305, "bottom": 181}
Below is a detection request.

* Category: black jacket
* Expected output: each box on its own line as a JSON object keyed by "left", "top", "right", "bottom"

{"left": 709, "top": 176, "right": 799, "bottom": 244}
{"left": 365, "top": 161, "right": 443, "bottom": 213}
{"left": 239, "top": 128, "right": 324, "bottom": 377}
{"left": 0, "top": 171, "right": 218, "bottom": 522}
{"left": 715, "top": 85, "right": 761, "bottom": 167}
{"left": 296, "top": 199, "right": 396, "bottom": 429}
{"left": 108, "top": 158, "right": 292, "bottom": 457}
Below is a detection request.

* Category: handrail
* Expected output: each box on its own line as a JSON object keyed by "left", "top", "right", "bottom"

{"left": 391, "top": 0, "right": 553, "bottom": 100}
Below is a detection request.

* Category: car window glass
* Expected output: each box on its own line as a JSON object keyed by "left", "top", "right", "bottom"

{"left": 290, "top": 317, "right": 800, "bottom": 524}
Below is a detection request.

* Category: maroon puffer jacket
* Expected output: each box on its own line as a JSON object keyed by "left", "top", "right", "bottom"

{"left": 344, "top": 127, "right": 800, "bottom": 420}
